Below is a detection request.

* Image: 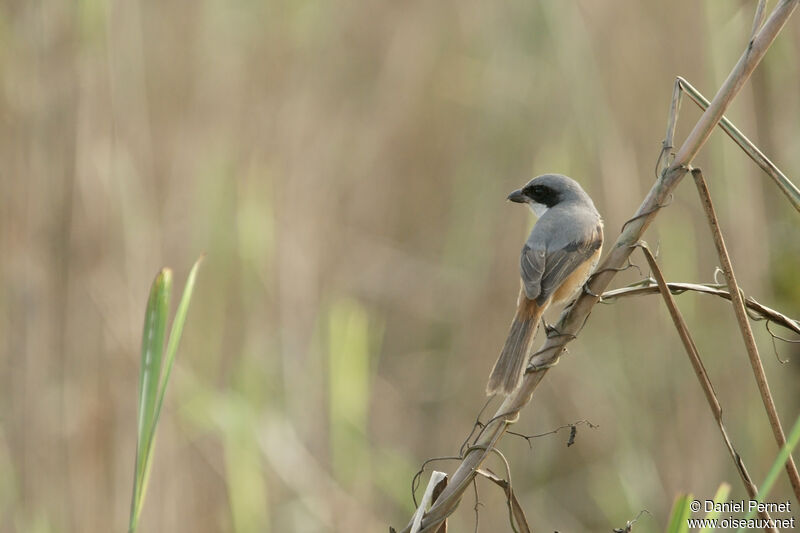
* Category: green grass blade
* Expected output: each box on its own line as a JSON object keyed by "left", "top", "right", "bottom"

{"left": 130, "top": 269, "right": 172, "bottom": 532}
{"left": 153, "top": 256, "right": 203, "bottom": 430}
{"left": 128, "top": 258, "right": 202, "bottom": 532}
{"left": 137, "top": 269, "right": 172, "bottom": 439}
{"left": 699, "top": 482, "right": 730, "bottom": 532}
{"left": 737, "top": 413, "right": 800, "bottom": 532}
{"left": 665, "top": 493, "right": 692, "bottom": 533}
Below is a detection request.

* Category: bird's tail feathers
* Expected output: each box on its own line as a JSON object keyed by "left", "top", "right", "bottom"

{"left": 486, "top": 297, "right": 543, "bottom": 396}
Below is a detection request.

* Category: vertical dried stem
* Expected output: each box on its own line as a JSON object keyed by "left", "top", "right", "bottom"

{"left": 659, "top": 77, "right": 684, "bottom": 176}
{"left": 692, "top": 168, "right": 800, "bottom": 502}
{"left": 638, "top": 243, "right": 774, "bottom": 529}
{"left": 410, "top": 472, "right": 448, "bottom": 533}
{"left": 751, "top": 0, "right": 768, "bottom": 41}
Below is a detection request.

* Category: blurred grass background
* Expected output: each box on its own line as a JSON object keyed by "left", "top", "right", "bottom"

{"left": 1, "top": 1, "right": 799, "bottom": 531}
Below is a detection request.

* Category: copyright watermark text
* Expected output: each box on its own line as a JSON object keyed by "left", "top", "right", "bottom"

{"left": 690, "top": 499, "right": 792, "bottom": 514}
{"left": 687, "top": 500, "right": 795, "bottom": 529}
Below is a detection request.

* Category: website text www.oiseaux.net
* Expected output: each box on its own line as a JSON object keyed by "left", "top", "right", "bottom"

{"left": 687, "top": 499, "right": 794, "bottom": 529}
{"left": 687, "top": 517, "right": 795, "bottom": 529}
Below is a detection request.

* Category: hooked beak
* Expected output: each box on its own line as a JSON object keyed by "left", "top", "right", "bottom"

{"left": 506, "top": 188, "right": 527, "bottom": 204}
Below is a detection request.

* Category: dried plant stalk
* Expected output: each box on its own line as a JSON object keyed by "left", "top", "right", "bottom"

{"left": 637, "top": 242, "right": 774, "bottom": 529}
{"left": 692, "top": 168, "right": 800, "bottom": 501}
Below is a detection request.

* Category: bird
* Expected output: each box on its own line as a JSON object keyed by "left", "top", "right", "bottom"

{"left": 487, "top": 174, "right": 604, "bottom": 396}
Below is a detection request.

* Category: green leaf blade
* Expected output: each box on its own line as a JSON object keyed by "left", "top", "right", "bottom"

{"left": 130, "top": 268, "right": 172, "bottom": 531}
{"left": 699, "top": 483, "right": 730, "bottom": 533}
{"left": 153, "top": 256, "right": 203, "bottom": 429}
{"left": 137, "top": 269, "right": 172, "bottom": 439}
{"left": 129, "top": 259, "right": 203, "bottom": 532}
{"left": 737, "top": 413, "right": 800, "bottom": 532}
{"left": 665, "top": 493, "right": 692, "bottom": 533}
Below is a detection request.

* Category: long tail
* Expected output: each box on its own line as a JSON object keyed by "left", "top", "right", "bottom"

{"left": 486, "top": 292, "right": 544, "bottom": 396}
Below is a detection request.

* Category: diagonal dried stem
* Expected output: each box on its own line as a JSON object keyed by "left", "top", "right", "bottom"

{"left": 636, "top": 242, "right": 774, "bottom": 529}
{"left": 600, "top": 281, "right": 800, "bottom": 338}
{"left": 691, "top": 168, "right": 800, "bottom": 501}
{"left": 397, "top": 2, "right": 800, "bottom": 531}
{"left": 675, "top": 77, "right": 800, "bottom": 212}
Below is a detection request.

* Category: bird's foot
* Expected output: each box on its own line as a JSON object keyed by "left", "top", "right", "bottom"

{"left": 541, "top": 318, "right": 558, "bottom": 336}
{"left": 582, "top": 282, "right": 600, "bottom": 298}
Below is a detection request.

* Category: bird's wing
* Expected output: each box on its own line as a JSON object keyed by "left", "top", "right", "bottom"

{"left": 520, "top": 243, "right": 546, "bottom": 301}
{"left": 537, "top": 223, "right": 603, "bottom": 304}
